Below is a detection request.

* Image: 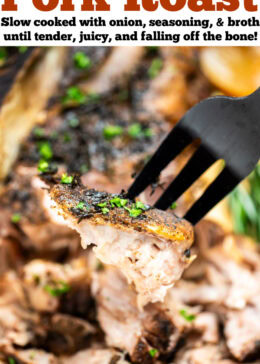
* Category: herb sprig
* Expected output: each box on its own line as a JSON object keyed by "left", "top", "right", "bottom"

{"left": 44, "top": 281, "right": 70, "bottom": 297}
{"left": 229, "top": 165, "right": 260, "bottom": 242}
{"left": 179, "top": 309, "right": 196, "bottom": 322}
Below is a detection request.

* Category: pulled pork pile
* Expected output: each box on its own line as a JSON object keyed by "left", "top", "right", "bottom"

{"left": 0, "top": 46, "right": 259, "bottom": 364}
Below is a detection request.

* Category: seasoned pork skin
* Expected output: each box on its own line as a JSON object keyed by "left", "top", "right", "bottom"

{"left": 47, "top": 178, "right": 194, "bottom": 307}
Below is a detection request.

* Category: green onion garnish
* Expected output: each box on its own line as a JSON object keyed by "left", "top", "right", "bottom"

{"left": 61, "top": 173, "right": 74, "bottom": 184}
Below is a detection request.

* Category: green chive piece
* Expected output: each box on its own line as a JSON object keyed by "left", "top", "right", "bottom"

{"left": 74, "top": 52, "right": 92, "bottom": 70}
{"left": 61, "top": 173, "right": 74, "bottom": 184}
{"left": 38, "top": 160, "right": 49, "bottom": 173}
{"left": 18, "top": 46, "right": 28, "bottom": 54}
{"left": 170, "top": 202, "right": 177, "bottom": 210}
{"left": 76, "top": 201, "right": 86, "bottom": 210}
{"left": 110, "top": 198, "right": 128, "bottom": 208}
{"left": 38, "top": 142, "right": 53, "bottom": 160}
{"left": 120, "top": 199, "right": 128, "bottom": 207}
{"left": 69, "top": 118, "right": 80, "bottom": 128}
{"left": 98, "top": 202, "right": 107, "bottom": 208}
{"left": 62, "top": 86, "right": 86, "bottom": 105}
{"left": 44, "top": 281, "right": 70, "bottom": 297}
{"left": 8, "top": 357, "right": 16, "bottom": 364}
{"left": 149, "top": 348, "right": 158, "bottom": 358}
{"left": 101, "top": 207, "right": 109, "bottom": 215}
{"left": 80, "top": 164, "right": 89, "bottom": 174}
{"left": 135, "top": 201, "right": 148, "bottom": 210}
{"left": 179, "top": 309, "right": 196, "bottom": 322}
{"left": 103, "top": 125, "right": 123, "bottom": 141}
{"left": 33, "top": 127, "right": 45, "bottom": 138}
{"left": 11, "top": 213, "right": 21, "bottom": 224}
{"left": 129, "top": 208, "right": 143, "bottom": 218}
{"left": 148, "top": 58, "right": 163, "bottom": 79}
{"left": 128, "top": 123, "right": 142, "bottom": 139}
{"left": 143, "top": 128, "right": 153, "bottom": 138}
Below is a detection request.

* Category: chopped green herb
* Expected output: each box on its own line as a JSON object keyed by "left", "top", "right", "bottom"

{"left": 38, "top": 142, "right": 53, "bottom": 160}
{"left": 128, "top": 124, "right": 153, "bottom": 139}
{"left": 135, "top": 201, "right": 148, "bottom": 211}
{"left": 101, "top": 207, "right": 109, "bottom": 215}
{"left": 120, "top": 199, "right": 128, "bottom": 207}
{"left": 11, "top": 213, "right": 21, "bottom": 224}
{"left": 69, "top": 117, "right": 80, "bottom": 128}
{"left": 170, "top": 202, "right": 177, "bottom": 210}
{"left": 76, "top": 201, "right": 87, "bottom": 210}
{"left": 148, "top": 58, "right": 163, "bottom": 79}
{"left": 18, "top": 46, "right": 28, "bottom": 54}
{"left": 33, "top": 275, "right": 40, "bottom": 285}
{"left": 128, "top": 123, "right": 142, "bottom": 139}
{"left": 110, "top": 197, "right": 128, "bottom": 208}
{"left": 143, "top": 128, "right": 153, "bottom": 138}
{"left": 129, "top": 208, "right": 143, "bottom": 218}
{"left": 80, "top": 164, "right": 89, "bottom": 174}
{"left": 98, "top": 202, "right": 107, "bottom": 208}
{"left": 74, "top": 52, "right": 92, "bottom": 70}
{"left": 110, "top": 197, "right": 122, "bottom": 208}
{"left": 179, "top": 309, "right": 196, "bottom": 322}
{"left": 8, "top": 357, "right": 16, "bottom": 364}
{"left": 63, "top": 133, "right": 72, "bottom": 143}
{"left": 61, "top": 173, "right": 74, "bottom": 184}
{"left": 103, "top": 125, "right": 123, "bottom": 141}
{"left": 62, "top": 86, "right": 86, "bottom": 105}
{"left": 44, "top": 281, "right": 70, "bottom": 297}
{"left": 33, "top": 127, "right": 45, "bottom": 138}
{"left": 147, "top": 46, "right": 158, "bottom": 52}
{"left": 149, "top": 348, "right": 158, "bottom": 358}
{"left": 38, "top": 159, "right": 49, "bottom": 173}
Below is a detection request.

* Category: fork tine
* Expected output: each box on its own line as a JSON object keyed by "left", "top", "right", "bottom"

{"left": 184, "top": 167, "right": 240, "bottom": 225}
{"left": 154, "top": 145, "right": 215, "bottom": 210}
{"left": 127, "top": 124, "right": 193, "bottom": 199}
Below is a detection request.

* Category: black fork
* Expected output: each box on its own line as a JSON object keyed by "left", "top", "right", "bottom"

{"left": 128, "top": 88, "right": 260, "bottom": 225}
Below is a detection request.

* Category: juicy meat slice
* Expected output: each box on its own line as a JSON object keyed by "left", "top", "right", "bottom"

{"left": 92, "top": 267, "right": 179, "bottom": 363}
{"left": 225, "top": 305, "right": 260, "bottom": 361}
{"left": 173, "top": 341, "right": 232, "bottom": 364}
{"left": 47, "top": 179, "right": 194, "bottom": 306}
{"left": 5, "top": 349, "right": 59, "bottom": 364}
{"left": 21, "top": 258, "right": 92, "bottom": 314}
{"left": 62, "top": 348, "right": 130, "bottom": 364}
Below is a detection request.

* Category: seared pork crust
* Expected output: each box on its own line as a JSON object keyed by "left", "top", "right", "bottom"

{"left": 48, "top": 180, "right": 193, "bottom": 244}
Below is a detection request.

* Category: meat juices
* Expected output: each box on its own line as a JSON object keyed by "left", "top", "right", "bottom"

{"left": 47, "top": 180, "right": 194, "bottom": 307}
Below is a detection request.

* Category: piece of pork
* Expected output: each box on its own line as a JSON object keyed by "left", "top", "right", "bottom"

{"left": 0, "top": 165, "right": 80, "bottom": 261}
{"left": 3, "top": 349, "right": 59, "bottom": 364}
{"left": 62, "top": 348, "right": 130, "bottom": 364}
{"left": 21, "top": 258, "right": 93, "bottom": 315}
{"left": 170, "top": 225, "right": 260, "bottom": 362}
{"left": 92, "top": 267, "right": 179, "bottom": 363}
{"left": 173, "top": 340, "right": 233, "bottom": 364}
{"left": 47, "top": 179, "right": 194, "bottom": 307}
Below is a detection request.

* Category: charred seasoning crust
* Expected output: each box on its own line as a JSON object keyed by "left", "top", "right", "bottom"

{"left": 45, "top": 175, "right": 194, "bottom": 244}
